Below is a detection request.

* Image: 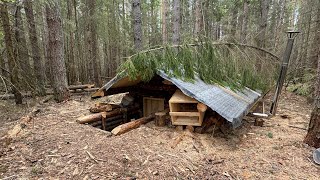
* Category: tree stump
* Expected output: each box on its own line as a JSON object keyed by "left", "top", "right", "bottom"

{"left": 254, "top": 118, "right": 264, "bottom": 127}
{"left": 155, "top": 112, "right": 167, "bottom": 126}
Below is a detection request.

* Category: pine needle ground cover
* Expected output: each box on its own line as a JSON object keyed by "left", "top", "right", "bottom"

{"left": 119, "top": 43, "right": 280, "bottom": 93}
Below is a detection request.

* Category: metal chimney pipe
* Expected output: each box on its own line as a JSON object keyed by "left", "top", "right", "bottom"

{"left": 270, "top": 31, "right": 300, "bottom": 115}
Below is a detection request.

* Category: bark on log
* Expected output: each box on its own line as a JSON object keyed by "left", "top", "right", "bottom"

{"left": 89, "top": 104, "right": 113, "bottom": 113}
{"left": 155, "top": 109, "right": 169, "bottom": 126}
{"left": 77, "top": 113, "right": 102, "bottom": 124}
{"left": 111, "top": 114, "right": 155, "bottom": 135}
{"left": 101, "top": 112, "right": 107, "bottom": 130}
{"left": 68, "top": 84, "right": 95, "bottom": 90}
{"left": 91, "top": 118, "right": 124, "bottom": 128}
{"left": 77, "top": 105, "right": 140, "bottom": 124}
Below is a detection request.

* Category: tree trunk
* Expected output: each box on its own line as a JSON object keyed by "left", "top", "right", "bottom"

{"left": 172, "top": 0, "right": 181, "bottom": 45}
{"left": 256, "top": 0, "right": 270, "bottom": 48}
{"left": 88, "top": 0, "right": 100, "bottom": 86}
{"left": 67, "top": 0, "right": 77, "bottom": 85}
{"left": 304, "top": 1, "right": 320, "bottom": 148}
{"left": 229, "top": 3, "right": 238, "bottom": 41}
{"left": 14, "top": 2, "right": 33, "bottom": 90}
{"left": 0, "top": 2, "right": 23, "bottom": 104}
{"left": 240, "top": 0, "right": 249, "bottom": 43}
{"left": 24, "top": 0, "right": 46, "bottom": 95}
{"left": 311, "top": 2, "right": 320, "bottom": 68}
{"left": 132, "top": 0, "right": 143, "bottom": 51}
{"left": 73, "top": 0, "right": 82, "bottom": 83}
{"left": 46, "top": 0, "right": 70, "bottom": 102}
{"left": 194, "top": 0, "right": 203, "bottom": 38}
{"left": 162, "top": 0, "right": 168, "bottom": 44}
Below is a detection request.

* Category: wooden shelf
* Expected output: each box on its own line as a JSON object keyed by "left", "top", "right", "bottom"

{"left": 173, "top": 116, "right": 201, "bottom": 126}
{"left": 169, "top": 112, "right": 200, "bottom": 117}
{"left": 169, "top": 90, "right": 207, "bottom": 127}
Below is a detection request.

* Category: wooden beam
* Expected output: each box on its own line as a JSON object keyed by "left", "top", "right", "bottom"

{"left": 169, "top": 112, "right": 200, "bottom": 117}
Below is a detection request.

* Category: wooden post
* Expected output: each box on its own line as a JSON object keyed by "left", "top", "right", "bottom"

{"left": 101, "top": 112, "right": 107, "bottom": 130}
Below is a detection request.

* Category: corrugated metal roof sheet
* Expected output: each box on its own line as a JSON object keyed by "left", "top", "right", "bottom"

{"left": 99, "top": 71, "right": 261, "bottom": 128}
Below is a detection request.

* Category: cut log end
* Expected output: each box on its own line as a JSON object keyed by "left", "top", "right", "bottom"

{"left": 197, "top": 103, "right": 207, "bottom": 112}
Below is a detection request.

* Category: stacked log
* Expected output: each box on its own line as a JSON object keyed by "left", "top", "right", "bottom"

{"left": 77, "top": 103, "right": 141, "bottom": 131}
{"left": 0, "top": 84, "right": 99, "bottom": 100}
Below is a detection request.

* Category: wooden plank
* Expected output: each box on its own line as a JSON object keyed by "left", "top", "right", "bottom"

{"left": 169, "top": 112, "right": 200, "bottom": 117}
{"left": 172, "top": 116, "right": 201, "bottom": 126}
{"left": 143, "top": 97, "right": 164, "bottom": 116}
{"left": 169, "top": 90, "right": 198, "bottom": 103}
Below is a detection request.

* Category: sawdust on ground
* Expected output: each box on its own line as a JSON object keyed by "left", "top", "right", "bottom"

{"left": 0, "top": 91, "right": 319, "bottom": 179}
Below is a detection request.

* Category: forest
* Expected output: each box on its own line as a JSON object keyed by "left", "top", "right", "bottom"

{"left": 0, "top": 0, "right": 320, "bottom": 179}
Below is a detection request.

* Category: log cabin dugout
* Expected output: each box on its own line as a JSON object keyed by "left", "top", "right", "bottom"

{"left": 98, "top": 75, "right": 220, "bottom": 126}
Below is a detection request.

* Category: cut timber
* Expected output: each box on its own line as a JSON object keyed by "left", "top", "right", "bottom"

{"left": 77, "top": 105, "right": 140, "bottom": 124}
{"left": 197, "top": 103, "right": 207, "bottom": 112}
{"left": 111, "top": 114, "right": 155, "bottom": 135}
{"left": 89, "top": 104, "right": 113, "bottom": 113}
{"left": 155, "top": 109, "right": 169, "bottom": 126}
{"left": 101, "top": 112, "right": 107, "bottom": 130}
{"left": 91, "top": 118, "right": 123, "bottom": 128}
{"left": 169, "top": 90, "right": 207, "bottom": 126}
{"left": 0, "top": 87, "right": 99, "bottom": 100}
{"left": 68, "top": 84, "right": 95, "bottom": 90}
{"left": 77, "top": 113, "right": 102, "bottom": 124}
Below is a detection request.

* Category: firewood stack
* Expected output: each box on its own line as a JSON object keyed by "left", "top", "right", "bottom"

{"left": 77, "top": 95, "right": 141, "bottom": 131}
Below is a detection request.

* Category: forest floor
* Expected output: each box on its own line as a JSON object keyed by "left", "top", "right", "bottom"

{"left": 0, "top": 91, "right": 319, "bottom": 179}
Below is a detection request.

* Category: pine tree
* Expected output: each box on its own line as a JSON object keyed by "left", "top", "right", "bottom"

{"left": 46, "top": 0, "right": 70, "bottom": 102}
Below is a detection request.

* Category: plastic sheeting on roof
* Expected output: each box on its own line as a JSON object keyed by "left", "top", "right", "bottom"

{"left": 99, "top": 71, "right": 261, "bottom": 128}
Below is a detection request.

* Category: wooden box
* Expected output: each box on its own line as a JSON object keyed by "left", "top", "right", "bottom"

{"left": 143, "top": 97, "right": 165, "bottom": 116}
{"left": 169, "top": 90, "right": 207, "bottom": 126}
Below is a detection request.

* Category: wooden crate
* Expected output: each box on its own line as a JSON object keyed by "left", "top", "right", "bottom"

{"left": 143, "top": 97, "right": 165, "bottom": 116}
{"left": 169, "top": 90, "right": 207, "bottom": 126}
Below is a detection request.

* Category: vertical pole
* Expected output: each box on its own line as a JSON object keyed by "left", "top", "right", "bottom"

{"left": 270, "top": 32, "right": 299, "bottom": 115}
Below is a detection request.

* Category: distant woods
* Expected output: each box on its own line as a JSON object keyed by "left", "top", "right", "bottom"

{"left": 0, "top": 0, "right": 319, "bottom": 103}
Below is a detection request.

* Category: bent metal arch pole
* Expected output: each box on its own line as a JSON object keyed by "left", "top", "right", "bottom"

{"left": 270, "top": 31, "right": 300, "bottom": 115}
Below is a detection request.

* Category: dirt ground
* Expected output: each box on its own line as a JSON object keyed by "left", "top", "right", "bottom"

{"left": 0, "top": 91, "right": 319, "bottom": 179}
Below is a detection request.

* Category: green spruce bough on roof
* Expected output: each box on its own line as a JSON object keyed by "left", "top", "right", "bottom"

{"left": 118, "top": 42, "right": 279, "bottom": 93}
